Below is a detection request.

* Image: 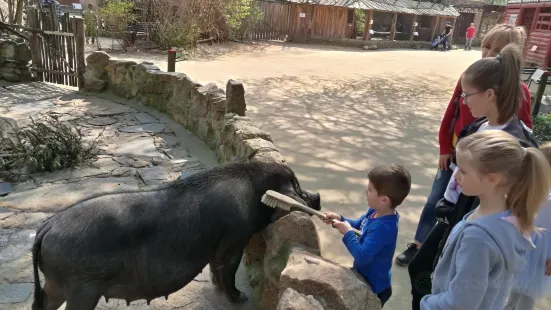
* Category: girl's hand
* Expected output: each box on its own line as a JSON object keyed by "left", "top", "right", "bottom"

{"left": 545, "top": 258, "right": 551, "bottom": 276}
{"left": 439, "top": 154, "right": 452, "bottom": 171}
{"left": 322, "top": 212, "right": 341, "bottom": 224}
{"left": 333, "top": 220, "right": 352, "bottom": 235}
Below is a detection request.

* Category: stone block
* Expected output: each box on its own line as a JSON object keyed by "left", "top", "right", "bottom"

{"left": 2, "top": 72, "right": 19, "bottom": 82}
{"left": 245, "top": 233, "right": 267, "bottom": 266}
{"left": 166, "top": 75, "right": 195, "bottom": 125}
{"left": 226, "top": 79, "right": 246, "bottom": 116}
{"left": 1, "top": 42, "right": 15, "bottom": 59}
{"left": 105, "top": 60, "right": 137, "bottom": 99}
{"left": 251, "top": 150, "right": 286, "bottom": 164}
{"left": 279, "top": 248, "right": 381, "bottom": 310}
{"left": 86, "top": 51, "right": 111, "bottom": 70}
{"left": 277, "top": 288, "right": 325, "bottom": 310}
{"left": 221, "top": 115, "right": 273, "bottom": 148}
{"left": 262, "top": 212, "right": 321, "bottom": 257}
{"left": 196, "top": 117, "right": 210, "bottom": 140}
{"left": 238, "top": 138, "right": 279, "bottom": 160}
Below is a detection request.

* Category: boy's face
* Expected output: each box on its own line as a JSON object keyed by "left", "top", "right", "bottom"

{"left": 365, "top": 181, "right": 391, "bottom": 210}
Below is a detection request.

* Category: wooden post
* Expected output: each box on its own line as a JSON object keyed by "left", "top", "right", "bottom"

{"left": 390, "top": 12, "right": 398, "bottom": 40}
{"left": 531, "top": 7, "right": 541, "bottom": 34}
{"left": 363, "top": 10, "right": 373, "bottom": 40}
{"left": 517, "top": 7, "right": 525, "bottom": 26}
{"left": 450, "top": 17, "right": 457, "bottom": 46}
{"left": 167, "top": 50, "right": 176, "bottom": 72}
{"left": 73, "top": 17, "right": 85, "bottom": 90}
{"left": 410, "top": 15, "right": 418, "bottom": 41}
{"left": 431, "top": 16, "right": 441, "bottom": 40}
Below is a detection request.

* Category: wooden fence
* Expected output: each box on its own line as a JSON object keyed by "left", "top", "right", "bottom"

{"left": 25, "top": 5, "right": 85, "bottom": 88}
{"left": 249, "top": 1, "right": 295, "bottom": 41}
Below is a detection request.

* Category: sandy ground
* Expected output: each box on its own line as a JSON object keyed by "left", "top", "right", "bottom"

{"left": 103, "top": 42, "right": 550, "bottom": 309}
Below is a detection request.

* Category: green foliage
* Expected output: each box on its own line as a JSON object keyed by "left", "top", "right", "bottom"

{"left": 153, "top": 20, "right": 201, "bottom": 50}
{"left": 98, "top": 0, "right": 137, "bottom": 42}
{"left": 355, "top": 9, "right": 366, "bottom": 38}
{"left": 533, "top": 114, "right": 551, "bottom": 144}
{"left": 224, "top": 0, "right": 263, "bottom": 41}
{"left": 0, "top": 116, "right": 99, "bottom": 174}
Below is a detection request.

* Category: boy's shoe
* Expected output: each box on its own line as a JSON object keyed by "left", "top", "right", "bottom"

{"left": 395, "top": 243, "right": 418, "bottom": 266}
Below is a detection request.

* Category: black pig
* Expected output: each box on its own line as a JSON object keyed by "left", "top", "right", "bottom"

{"left": 31, "top": 161, "right": 320, "bottom": 310}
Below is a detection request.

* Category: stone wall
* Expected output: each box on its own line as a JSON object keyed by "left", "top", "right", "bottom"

{"left": 0, "top": 36, "right": 33, "bottom": 82}
{"left": 82, "top": 51, "right": 381, "bottom": 310}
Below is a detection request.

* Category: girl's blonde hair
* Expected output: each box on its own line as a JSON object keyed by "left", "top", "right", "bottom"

{"left": 481, "top": 24, "right": 527, "bottom": 50}
{"left": 456, "top": 130, "right": 551, "bottom": 234}
{"left": 463, "top": 43, "right": 523, "bottom": 124}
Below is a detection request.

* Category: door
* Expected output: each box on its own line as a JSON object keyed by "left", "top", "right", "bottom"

{"left": 294, "top": 5, "right": 313, "bottom": 43}
{"left": 453, "top": 12, "right": 475, "bottom": 45}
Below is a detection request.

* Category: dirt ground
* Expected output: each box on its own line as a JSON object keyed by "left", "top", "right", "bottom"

{"left": 105, "top": 42, "right": 550, "bottom": 309}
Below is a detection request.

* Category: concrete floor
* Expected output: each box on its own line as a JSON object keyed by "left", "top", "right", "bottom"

{"left": 103, "top": 41, "right": 550, "bottom": 310}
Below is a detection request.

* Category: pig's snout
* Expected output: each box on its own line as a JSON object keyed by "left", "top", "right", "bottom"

{"left": 304, "top": 191, "right": 321, "bottom": 211}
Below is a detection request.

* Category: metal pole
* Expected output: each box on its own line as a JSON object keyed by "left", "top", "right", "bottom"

{"left": 532, "top": 72, "right": 548, "bottom": 119}
{"left": 167, "top": 49, "right": 176, "bottom": 72}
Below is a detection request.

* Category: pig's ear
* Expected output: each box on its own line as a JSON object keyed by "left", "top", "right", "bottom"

{"left": 270, "top": 207, "right": 289, "bottom": 223}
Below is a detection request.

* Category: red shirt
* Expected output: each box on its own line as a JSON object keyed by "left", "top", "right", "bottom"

{"left": 438, "top": 76, "right": 533, "bottom": 155}
{"left": 466, "top": 27, "right": 476, "bottom": 39}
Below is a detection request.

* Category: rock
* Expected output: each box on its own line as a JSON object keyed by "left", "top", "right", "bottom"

{"left": 86, "top": 51, "right": 111, "bottom": 71}
{"left": 134, "top": 112, "right": 158, "bottom": 124}
{"left": 111, "top": 136, "right": 166, "bottom": 159}
{"left": 221, "top": 115, "right": 273, "bottom": 145}
{"left": 363, "top": 45, "right": 378, "bottom": 51}
{"left": 0, "top": 283, "right": 33, "bottom": 303}
{"left": 251, "top": 150, "right": 286, "bottom": 164}
{"left": 263, "top": 212, "right": 321, "bottom": 256}
{"left": 0, "top": 117, "right": 18, "bottom": 140}
{"left": 113, "top": 156, "right": 150, "bottom": 168}
{"left": 82, "top": 69, "right": 107, "bottom": 92}
{"left": 86, "top": 116, "right": 117, "bottom": 126}
{"left": 277, "top": 288, "right": 325, "bottom": 310}
{"left": 105, "top": 60, "right": 137, "bottom": 99}
{"left": 14, "top": 43, "right": 31, "bottom": 62}
{"left": 0, "top": 212, "right": 52, "bottom": 229}
{"left": 119, "top": 123, "right": 166, "bottom": 133}
{"left": 0, "top": 228, "right": 36, "bottom": 264}
{"left": 1, "top": 43, "right": 15, "bottom": 59}
{"left": 279, "top": 248, "right": 381, "bottom": 310}
{"left": 138, "top": 166, "right": 176, "bottom": 185}
{"left": 226, "top": 79, "right": 246, "bottom": 116}
{"left": 239, "top": 138, "right": 279, "bottom": 160}
{"left": 2, "top": 73, "right": 19, "bottom": 82}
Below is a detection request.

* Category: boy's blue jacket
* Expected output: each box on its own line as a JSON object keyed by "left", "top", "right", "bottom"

{"left": 341, "top": 208, "right": 399, "bottom": 294}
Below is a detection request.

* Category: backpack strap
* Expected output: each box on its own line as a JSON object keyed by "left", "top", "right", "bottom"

{"left": 448, "top": 95, "right": 461, "bottom": 134}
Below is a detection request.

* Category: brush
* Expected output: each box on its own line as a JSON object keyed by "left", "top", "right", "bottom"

{"left": 261, "top": 190, "right": 362, "bottom": 236}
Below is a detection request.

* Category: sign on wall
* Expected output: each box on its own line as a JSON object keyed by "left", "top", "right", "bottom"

{"left": 508, "top": 14, "right": 518, "bottom": 25}
{"left": 299, "top": 13, "right": 306, "bottom": 18}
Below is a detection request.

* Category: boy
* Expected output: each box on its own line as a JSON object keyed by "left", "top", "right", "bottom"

{"left": 465, "top": 23, "right": 476, "bottom": 51}
{"left": 323, "top": 164, "right": 411, "bottom": 308}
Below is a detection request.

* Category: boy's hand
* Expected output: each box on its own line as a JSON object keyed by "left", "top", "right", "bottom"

{"left": 545, "top": 258, "right": 551, "bottom": 276}
{"left": 322, "top": 212, "right": 341, "bottom": 224}
{"left": 333, "top": 220, "right": 352, "bottom": 235}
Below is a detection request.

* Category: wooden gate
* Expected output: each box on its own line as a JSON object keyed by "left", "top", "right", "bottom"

{"left": 25, "top": 5, "right": 85, "bottom": 88}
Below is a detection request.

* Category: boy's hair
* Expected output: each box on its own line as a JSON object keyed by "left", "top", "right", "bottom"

{"left": 481, "top": 24, "right": 526, "bottom": 51}
{"left": 368, "top": 164, "right": 411, "bottom": 208}
{"left": 455, "top": 130, "right": 551, "bottom": 234}
{"left": 463, "top": 43, "right": 523, "bottom": 124}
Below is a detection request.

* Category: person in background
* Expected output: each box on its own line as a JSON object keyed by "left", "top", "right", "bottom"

{"left": 442, "top": 21, "right": 452, "bottom": 50}
{"left": 465, "top": 23, "right": 476, "bottom": 51}
{"left": 83, "top": 4, "right": 99, "bottom": 45}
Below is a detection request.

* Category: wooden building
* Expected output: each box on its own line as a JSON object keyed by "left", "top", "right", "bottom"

{"left": 504, "top": 0, "right": 551, "bottom": 67}
{"left": 447, "top": 0, "right": 506, "bottom": 45}
{"left": 253, "top": 0, "right": 459, "bottom": 43}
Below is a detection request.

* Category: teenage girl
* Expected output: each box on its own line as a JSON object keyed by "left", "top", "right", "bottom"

{"left": 421, "top": 130, "right": 551, "bottom": 309}
{"left": 397, "top": 23, "right": 533, "bottom": 267}
{"left": 408, "top": 42, "right": 538, "bottom": 309}
{"left": 505, "top": 142, "right": 551, "bottom": 310}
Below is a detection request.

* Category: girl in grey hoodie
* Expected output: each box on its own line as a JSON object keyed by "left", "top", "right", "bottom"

{"left": 421, "top": 130, "right": 551, "bottom": 310}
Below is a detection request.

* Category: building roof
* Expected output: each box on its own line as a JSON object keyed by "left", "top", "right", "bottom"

{"left": 283, "top": 0, "right": 460, "bottom": 16}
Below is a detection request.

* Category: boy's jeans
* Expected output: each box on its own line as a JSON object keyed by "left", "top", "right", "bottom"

{"left": 413, "top": 167, "right": 454, "bottom": 243}
{"left": 465, "top": 37, "right": 474, "bottom": 49}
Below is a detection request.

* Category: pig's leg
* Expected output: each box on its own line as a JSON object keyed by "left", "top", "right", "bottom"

{"left": 209, "top": 262, "right": 222, "bottom": 289}
{"left": 218, "top": 244, "right": 247, "bottom": 303}
{"left": 43, "top": 280, "right": 66, "bottom": 310}
{"left": 64, "top": 284, "right": 102, "bottom": 310}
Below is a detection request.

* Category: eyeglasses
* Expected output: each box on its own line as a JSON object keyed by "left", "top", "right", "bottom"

{"left": 460, "top": 91, "right": 484, "bottom": 104}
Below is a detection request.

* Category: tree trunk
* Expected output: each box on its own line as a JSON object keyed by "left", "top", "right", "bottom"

{"left": 15, "top": 0, "right": 24, "bottom": 25}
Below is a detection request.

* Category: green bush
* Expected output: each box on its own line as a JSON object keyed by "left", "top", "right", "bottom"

{"left": 533, "top": 114, "right": 551, "bottom": 144}
{"left": 98, "top": 0, "right": 137, "bottom": 44}
{"left": 225, "top": 0, "right": 263, "bottom": 41}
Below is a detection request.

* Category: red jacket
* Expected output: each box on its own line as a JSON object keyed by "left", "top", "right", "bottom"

{"left": 438, "top": 77, "right": 533, "bottom": 155}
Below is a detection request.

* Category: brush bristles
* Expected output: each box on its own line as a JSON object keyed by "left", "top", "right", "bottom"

{"left": 261, "top": 190, "right": 303, "bottom": 211}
